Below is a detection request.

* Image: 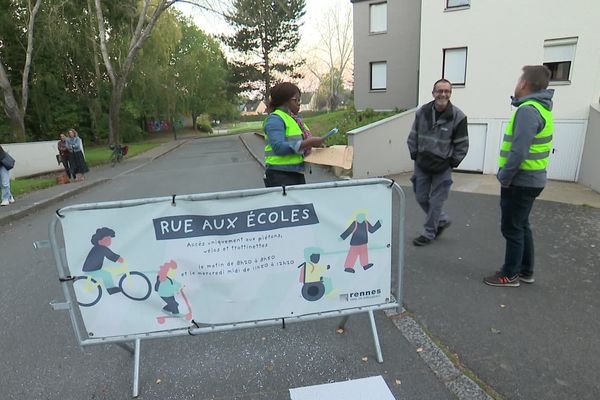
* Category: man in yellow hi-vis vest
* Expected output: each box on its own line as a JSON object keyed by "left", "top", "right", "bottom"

{"left": 484, "top": 65, "right": 554, "bottom": 287}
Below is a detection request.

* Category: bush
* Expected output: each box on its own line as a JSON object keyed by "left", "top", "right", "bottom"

{"left": 303, "top": 107, "right": 402, "bottom": 146}
{"left": 196, "top": 114, "right": 213, "bottom": 133}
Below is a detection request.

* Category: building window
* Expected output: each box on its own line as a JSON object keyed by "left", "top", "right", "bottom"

{"left": 370, "top": 2, "right": 387, "bottom": 34}
{"left": 543, "top": 37, "right": 577, "bottom": 82}
{"left": 442, "top": 47, "right": 467, "bottom": 86}
{"left": 446, "top": 0, "right": 469, "bottom": 8}
{"left": 370, "top": 61, "right": 387, "bottom": 90}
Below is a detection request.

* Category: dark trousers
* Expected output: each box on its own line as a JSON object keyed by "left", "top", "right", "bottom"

{"left": 161, "top": 296, "right": 180, "bottom": 314}
{"left": 264, "top": 169, "right": 305, "bottom": 188}
{"left": 410, "top": 164, "right": 452, "bottom": 239}
{"left": 500, "top": 185, "right": 543, "bottom": 278}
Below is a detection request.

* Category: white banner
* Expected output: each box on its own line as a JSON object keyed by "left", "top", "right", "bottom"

{"left": 61, "top": 183, "right": 393, "bottom": 338}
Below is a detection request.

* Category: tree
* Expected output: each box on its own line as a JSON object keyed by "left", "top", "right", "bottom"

{"left": 0, "top": 0, "right": 42, "bottom": 141}
{"left": 94, "top": 0, "right": 183, "bottom": 143}
{"left": 224, "top": 0, "right": 306, "bottom": 101}
{"left": 304, "top": 5, "right": 353, "bottom": 111}
{"left": 173, "top": 18, "right": 234, "bottom": 129}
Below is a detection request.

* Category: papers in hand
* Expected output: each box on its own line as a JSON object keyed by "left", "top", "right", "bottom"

{"left": 322, "top": 128, "right": 339, "bottom": 139}
{"left": 304, "top": 145, "right": 353, "bottom": 170}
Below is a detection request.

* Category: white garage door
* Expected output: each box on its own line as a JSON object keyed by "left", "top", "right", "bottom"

{"left": 546, "top": 121, "right": 586, "bottom": 181}
{"left": 457, "top": 123, "right": 487, "bottom": 172}
{"left": 499, "top": 120, "right": 586, "bottom": 182}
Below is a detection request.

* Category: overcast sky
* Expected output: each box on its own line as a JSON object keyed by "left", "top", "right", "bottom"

{"left": 174, "top": 0, "right": 351, "bottom": 50}
{"left": 173, "top": 0, "right": 353, "bottom": 92}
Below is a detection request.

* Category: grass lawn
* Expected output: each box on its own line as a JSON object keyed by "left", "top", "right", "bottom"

{"left": 10, "top": 177, "right": 57, "bottom": 197}
{"left": 227, "top": 109, "right": 399, "bottom": 144}
{"left": 85, "top": 142, "right": 161, "bottom": 167}
{"left": 11, "top": 140, "right": 166, "bottom": 197}
{"left": 226, "top": 121, "right": 263, "bottom": 134}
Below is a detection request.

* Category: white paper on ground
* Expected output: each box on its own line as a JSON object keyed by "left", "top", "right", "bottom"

{"left": 289, "top": 375, "right": 395, "bottom": 400}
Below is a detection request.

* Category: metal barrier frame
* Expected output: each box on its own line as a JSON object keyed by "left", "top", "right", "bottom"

{"left": 44, "top": 178, "right": 405, "bottom": 397}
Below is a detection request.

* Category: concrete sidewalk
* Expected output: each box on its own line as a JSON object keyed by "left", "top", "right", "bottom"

{"left": 389, "top": 171, "right": 600, "bottom": 208}
{"left": 239, "top": 132, "right": 600, "bottom": 399}
{"left": 0, "top": 138, "right": 192, "bottom": 226}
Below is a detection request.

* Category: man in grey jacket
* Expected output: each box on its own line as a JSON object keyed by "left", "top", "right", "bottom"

{"left": 407, "top": 79, "right": 469, "bottom": 246}
{"left": 484, "top": 65, "right": 554, "bottom": 287}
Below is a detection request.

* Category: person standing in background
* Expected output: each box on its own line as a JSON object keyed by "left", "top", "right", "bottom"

{"left": 57, "top": 133, "right": 74, "bottom": 181}
{"left": 263, "top": 82, "right": 325, "bottom": 187}
{"left": 66, "top": 128, "right": 88, "bottom": 181}
{"left": 0, "top": 145, "right": 15, "bottom": 206}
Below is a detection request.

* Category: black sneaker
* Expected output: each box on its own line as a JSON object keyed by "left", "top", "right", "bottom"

{"left": 413, "top": 235, "right": 432, "bottom": 246}
{"left": 519, "top": 273, "right": 535, "bottom": 284}
{"left": 344, "top": 268, "right": 355, "bottom": 273}
{"left": 436, "top": 221, "right": 452, "bottom": 238}
{"left": 483, "top": 272, "right": 520, "bottom": 287}
{"left": 363, "top": 263, "right": 373, "bottom": 270}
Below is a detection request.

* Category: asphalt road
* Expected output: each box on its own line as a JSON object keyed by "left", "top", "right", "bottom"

{"left": 3, "top": 134, "right": 598, "bottom": 399}
{"left": 0, "top": 136, "right": 454, "bottom": 400}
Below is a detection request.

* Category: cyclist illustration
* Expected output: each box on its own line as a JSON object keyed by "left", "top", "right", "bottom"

{"left": 298, "top": 247, "right": 333, "bottom": 301}
{"left": 82, "top": 227, "right": 124, "bottom": 295}
{"left": 339, "top": 209, "right": 382, "bottom": 273}
{"left": 73, "top": 227, "right": 152, "bottom": 307}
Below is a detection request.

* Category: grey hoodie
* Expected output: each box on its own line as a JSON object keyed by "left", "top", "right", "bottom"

{"left": 497, "top": 89, "right": 554, "bottom": 188}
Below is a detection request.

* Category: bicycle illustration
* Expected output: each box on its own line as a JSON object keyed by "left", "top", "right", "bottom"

{"left": 108, "top": 144, "right": 128, "bottom": 167}
{"left": 72, "top": 264, "right": 152, "bottom": 307}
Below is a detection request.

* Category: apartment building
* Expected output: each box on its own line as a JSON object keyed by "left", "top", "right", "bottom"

{"left": 351, "top": 0, "right": 600, "bottom": 184}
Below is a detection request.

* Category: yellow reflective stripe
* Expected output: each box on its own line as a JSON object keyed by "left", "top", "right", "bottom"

{"left": 263, "top": 109, "right": 305, "bottom": 166}
{"left": 498, "top": 100, "right": 553, "bottom": 170}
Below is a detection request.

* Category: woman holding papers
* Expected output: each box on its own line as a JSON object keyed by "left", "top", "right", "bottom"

{"left": 263, "top": 82, "right": 325, "bottom": 187}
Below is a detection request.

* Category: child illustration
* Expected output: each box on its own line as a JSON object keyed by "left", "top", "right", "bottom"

{"left": 298, "top": 247, "right": 333, "bottom": 301}
{"left": 339, "top": 210, "right": 382, "bottom": 273}
{"left": 82, "top": 227, "right": 124, "bottom": 294}
{"left": 155, "top": 260, "right": 183, "bottom": 315}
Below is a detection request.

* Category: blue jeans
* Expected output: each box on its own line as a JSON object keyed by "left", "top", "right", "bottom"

{"left": 500, "top": 185, "right": 543, "bottom": 278}
{"left": 0, "top": 165, "right": 12, "bottom": 202}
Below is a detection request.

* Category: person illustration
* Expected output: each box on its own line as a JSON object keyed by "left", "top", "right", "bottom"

{"left": 407, "top": 78, "right": 469, "bottom": 246}
{"left": 340, "top": 210, "right": 382, "bottom": 273}
{"left": 263, "top": 82, "right": 325, "bottom": 187}
{"left": 298, "top": 247, "right": 332, "bottom": 301}
{"left": 82, "top": 227, "right": 124, "bottom": 294}
{"left": 155, "top": 260, "right": 183, "bottom": 315}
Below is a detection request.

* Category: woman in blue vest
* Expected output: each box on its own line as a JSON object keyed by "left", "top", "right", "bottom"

{"left": 263, "top": 82, "right": 325, "bottom": 187}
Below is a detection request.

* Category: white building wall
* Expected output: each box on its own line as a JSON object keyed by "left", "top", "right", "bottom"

{"left": 418, "top": 1, "right": 600, "bottom": 176}
{"left": 348, "top": 109, "right": 416, "bottom": 178}
{"left": 419, "top": 1, "right": 600, "bottom": 119}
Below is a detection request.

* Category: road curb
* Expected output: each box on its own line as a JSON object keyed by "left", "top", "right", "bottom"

{"left": 0, "top": 178, "right": 111, "bottom": 226}
{"left": 385, "top": 309, "right": 494, "bottom": 400}
{"left": 0, "top": 139, "right": 193, "bottom": 227}
{"left": 239, "top": 133, "right": 265, "bottom": 169}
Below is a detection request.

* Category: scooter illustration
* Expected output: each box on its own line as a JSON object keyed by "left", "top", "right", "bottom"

{"left": 156, "top": 288, "right": 193, "bottom": 324}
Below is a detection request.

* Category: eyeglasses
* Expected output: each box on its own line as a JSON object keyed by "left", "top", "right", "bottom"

{"left": 290, "top": 97, "right": 301, "bottom": 104}
{"left": 434, "top": 89, "right": 451, "bottom": 94}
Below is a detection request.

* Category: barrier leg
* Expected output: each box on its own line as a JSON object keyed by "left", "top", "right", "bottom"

{"left": 368, "top": 310, "right": 383, "bottom": 363}
{"left": 133, "top": 339, "right": 141, "bottom": 398}
{"left": 338, "top": 315, "right": 350, "bottom": 331}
